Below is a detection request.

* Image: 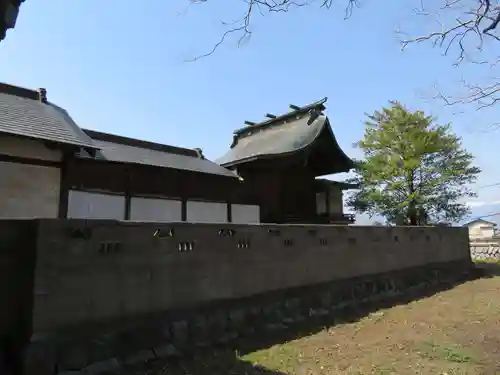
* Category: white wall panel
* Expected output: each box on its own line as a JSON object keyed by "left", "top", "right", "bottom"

{"left": 0, "top": 134, "right": 62, "bottom": 161}
{"left": 0, "top": 162, "right": 60, "bottom": 218}
{"left": 67, "top": 190, "right": 125, "bottom": 219}
{"left": 316, "top": 192, "right": 327, "bottom": 215}
{"left": 328, "top": 188, "right": 343, "bottom": 214}
{"left": 231, "top": 204, "right": 260, "bottom": 224}
{"left": 187, "top": 201, "right": 227, "bottom": 223}
{"left": 130, "top": 197, "right": 182, "bottom": 222}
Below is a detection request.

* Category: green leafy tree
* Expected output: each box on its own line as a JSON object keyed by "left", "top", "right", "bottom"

{"left": 346, "top": 101, "right": 481, "bottom": 225}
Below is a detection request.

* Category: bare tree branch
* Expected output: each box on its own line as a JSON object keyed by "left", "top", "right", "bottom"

{"left": 187, "top": 0, "right": 358, "bottom": 60}
{"left": 189, "top": 0, "right": 500, "bottom": 110}
{"left": 185, "top": 0, "right": 255, "bottom": 62}
{"left": 396, "top": 0, "right": 500, "bottom": 109}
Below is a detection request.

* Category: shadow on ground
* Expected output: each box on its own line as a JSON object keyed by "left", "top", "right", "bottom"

{"left": 121, "top": 264, "right": 496, "bottom": 375}
{"left": 475, "top": 260, "right": 500, "bottom": 276}
{"left": 123, "top": 353, "right": 287, "bottom": 375}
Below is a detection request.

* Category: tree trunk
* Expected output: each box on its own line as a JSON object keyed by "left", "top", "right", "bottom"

{"left": 407, "top": 203, "right": 418, "bottom": 226}
{"left": 407, "top": 170, "right": 418, "bottom": 225}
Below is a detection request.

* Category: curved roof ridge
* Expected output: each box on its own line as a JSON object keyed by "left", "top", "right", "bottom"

{"left": 233, "top": 97, "right": 327, "bottom": 137}
{"left": 217, "top": 112, "right": 354, "bottom": 172}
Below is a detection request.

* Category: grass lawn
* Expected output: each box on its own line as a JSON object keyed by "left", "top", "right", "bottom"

{"left": 125, "top": 262, "right": 500, "bottom": 375}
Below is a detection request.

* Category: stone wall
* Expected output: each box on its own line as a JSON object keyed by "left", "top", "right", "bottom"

{"left": 27, "top": 260, "right": 474, "bottom": 375}
{"left": 470, "top": 241, "right": 500, "bottom": 261}
{"left": 0, "top": 219, "right": 473, "bottom": 375}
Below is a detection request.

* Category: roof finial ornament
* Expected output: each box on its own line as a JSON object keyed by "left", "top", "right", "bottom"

{"left": 193, "top": 148, "right": 205, "bottom": 159}
{"left": 230, "top": 134, "right": 238, "bottom": 149}
{"left": 307, "top": 107, "right": 322, "bottom": 126}
{"left": 38, "top": 88, "right": 47, "bottom": 103}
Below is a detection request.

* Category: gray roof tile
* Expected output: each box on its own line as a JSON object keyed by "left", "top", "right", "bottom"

{"left": 0, "top": 92, "right": 98, "bottom": 150}
{"left": 79, "top": 136, "right": 239, "bottom": 178}
{"left": 217, "top": 114, "right": 353, "bottom": 170}
{"left": 217, "top": 98, "right": 354, "bottom": 172}
{"left": 218, "top": 113, "right": 325, "bottom": 166}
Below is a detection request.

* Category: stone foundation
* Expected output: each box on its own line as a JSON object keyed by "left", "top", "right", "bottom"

{"left": 24, "top": 259, "right": 476, "bottom": 375}
{"left": 470, "top": 244, "right": 500, "bottom": 261}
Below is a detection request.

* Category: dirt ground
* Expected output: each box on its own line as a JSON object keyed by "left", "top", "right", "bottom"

{"left": 125, "top": 263, "right": 500, "bottom": 375}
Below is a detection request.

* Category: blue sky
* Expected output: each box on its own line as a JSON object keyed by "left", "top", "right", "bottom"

{"left": 1, "top": 0, "right": 500, "bottom": 224}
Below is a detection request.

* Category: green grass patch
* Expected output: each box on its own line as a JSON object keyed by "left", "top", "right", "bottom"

{"left": 372, "top": 366, "right": 397, "bottom": 375}
{"left": 351, "top": 366, "right": 396, "bottom": 375}
{"left": 417, "top": 342, "right": 476, "bottom": 364}
{"left": 474, "top": 259, "right": 500, "bottom": 265}
{"left": 241, "top": 342, "right": 299, "bottom": 373}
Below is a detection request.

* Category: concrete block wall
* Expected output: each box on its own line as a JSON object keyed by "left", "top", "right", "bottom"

{"left": 0, "top": 219, "right": 473, "bottom": 375}
{"left": 32, "top": 220, "right": 471, "bottom": 335}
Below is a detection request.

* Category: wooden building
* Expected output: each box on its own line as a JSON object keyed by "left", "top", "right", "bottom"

{"left": 0, "top": 0, "right": 23, "bottom": 41}
{"left": 0, "top": 83, "right": 356, "bottom": 225}
{"left": 217, "top": 98, "right": 357, "bottom": 224}
{"left": 0, "top": 83, "right": 259, "bottom": 223}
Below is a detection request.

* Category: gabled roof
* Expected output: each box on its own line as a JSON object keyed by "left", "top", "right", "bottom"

{"left": 80, "top": 130, "right": 239, "bottom": 178}
{"left": 216, "top": 98, "right": 354, "bottom": 173}
{"left": 463, "top": 218, "right": 497, "bottom": 227}
{"left": 0, "top": 83, "right": 98, "bottom": 151}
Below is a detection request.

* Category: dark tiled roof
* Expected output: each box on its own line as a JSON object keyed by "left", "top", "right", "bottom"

{"left": 80, "top": 130, "right": 239, "bottom": 178}
{"left": 0, "top": 87, "right": 98, "bottom": 150}
{"left": 217, "top": 98, "right": 353, "bottom": 171}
